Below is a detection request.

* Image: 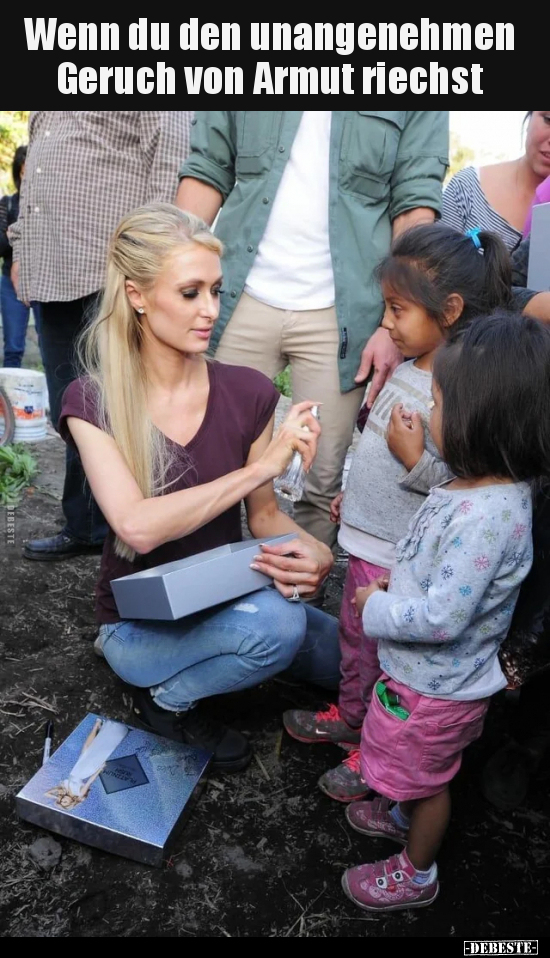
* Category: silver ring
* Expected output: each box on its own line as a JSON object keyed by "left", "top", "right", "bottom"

{"left": 288, "top": 584, "right": 301, "bottom": 602}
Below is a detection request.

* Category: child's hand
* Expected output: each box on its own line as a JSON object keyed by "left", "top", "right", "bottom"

{"left": 387, "top": 404, "right": 425, "bottom": 471}
{"left": 352, "top": 577, "right": 390, "bottom": 617}
{"left": 330, "top": 492, "right": 344, "bottom": 524}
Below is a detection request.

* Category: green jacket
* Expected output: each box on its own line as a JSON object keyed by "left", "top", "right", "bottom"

{"left": 180, "top": 111, "right": 449, "bottom": 392}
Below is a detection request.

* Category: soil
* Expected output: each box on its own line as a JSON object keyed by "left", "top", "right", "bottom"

{"left": 1, "top": 334, "right": 549, "bottom": 938}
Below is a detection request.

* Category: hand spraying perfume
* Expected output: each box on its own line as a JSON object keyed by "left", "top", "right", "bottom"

{"left": 274, "top": 405, "right": 320, "bottom": 503}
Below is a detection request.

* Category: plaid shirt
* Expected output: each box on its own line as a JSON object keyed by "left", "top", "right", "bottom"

{"left": 10, "top": 111, "right": 192, "bottom": 303}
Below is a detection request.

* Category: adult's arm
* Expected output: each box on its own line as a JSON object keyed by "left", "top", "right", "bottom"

{"left": 511, "top": 236, "right": 529, "bottom": 288}
{"left": 66, "top": 403, "right": 319, "bottom": 556}
{"left": 176, "top": 177, "right": 223, "bottom": 226}
{"left": 389, "top": 111, "right": 449, "bottom": 223}
{"left": 140, "top": 111, "right": 193, "bottom": 203}
{"left": 392, "top": 206, "right": 435, "bottom": 237}
{"left": 7, "top": 116, "right": 35, "bottom": 278}
{"left": 353, "top": 328, "right": 402, "bottom": 406}
{"left": 0, "top": 195, "right": 10, "bottom": 259}
{"left": 242, "top": 426, "right": 334, "bottom": 598}
{"left": 176, "top": 112, "right": 236, "bottom": 224}
{"left": 355, "top": 112, "right": 449, "bottom": 402}
{"left": 509, "top": 237, "right": 550, "bottom": 321}
{"left": 517, "top": 290, "right": 550, "bottom": 321}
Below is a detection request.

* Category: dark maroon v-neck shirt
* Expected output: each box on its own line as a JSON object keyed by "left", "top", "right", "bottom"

{"left": 59, "top": 362, "right": 280, "bottom": 623}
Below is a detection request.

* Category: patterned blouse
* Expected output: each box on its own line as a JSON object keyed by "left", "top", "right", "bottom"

{"left": 363, "top": 481, "right": 533, "bottom": 700}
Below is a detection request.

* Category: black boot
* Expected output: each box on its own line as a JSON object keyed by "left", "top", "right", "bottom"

{"left": 130, "top": 686, "right": 252, "bottom": 773}
{"left": 23, "top": 531, "right": 104, "bottom": 560}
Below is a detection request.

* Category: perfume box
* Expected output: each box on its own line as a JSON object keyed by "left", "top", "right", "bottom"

{"left": 110, "top": 533, "right": 296, "bottom": 621}
{"left": 16, "top": 713, "right": 211, "bottom": 867}
{"left": 527, "top": 201, "right": 550, "bottom": 291}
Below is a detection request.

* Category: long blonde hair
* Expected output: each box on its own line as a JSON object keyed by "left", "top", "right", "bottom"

{"left": 79, "top": 202, "right": 223, "bottom": 560}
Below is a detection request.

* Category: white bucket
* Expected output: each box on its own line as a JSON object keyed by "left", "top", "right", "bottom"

{"left": 0, "top": 367, "right": 48, "bottom": 442}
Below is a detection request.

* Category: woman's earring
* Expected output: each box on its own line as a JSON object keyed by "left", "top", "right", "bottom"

{"left": 138, "top": 308, "right": 144, "bottom": 314}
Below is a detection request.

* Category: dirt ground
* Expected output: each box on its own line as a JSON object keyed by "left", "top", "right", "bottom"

{"left": 1, "top": 342, "right": 549, "bottom": 937}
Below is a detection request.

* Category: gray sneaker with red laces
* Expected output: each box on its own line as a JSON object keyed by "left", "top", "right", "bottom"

{"left": 317, "top": 749, "right": 371, "bottom": 802}
{"left": 283, "top": 703, "right": 361, "bottom": 749}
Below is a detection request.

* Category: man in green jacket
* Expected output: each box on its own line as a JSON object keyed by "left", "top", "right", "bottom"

{"left": 177, "top": 111, "right": 449, "bottom": 553}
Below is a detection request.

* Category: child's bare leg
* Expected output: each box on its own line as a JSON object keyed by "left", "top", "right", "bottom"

{"left": 401, "top": 786, "right": 451, "bottom": 871}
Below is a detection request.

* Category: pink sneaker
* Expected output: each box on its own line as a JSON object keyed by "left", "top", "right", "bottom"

{"left": 342, "top": 850, "right": 439, "bottom": 912}
{"left": 345, "top": 795, "right": 408, "bottom": 844}
{"left": 283, "top": 703, "right": 361, "bottom": 748}
{"left": 318, "top": 750, "right": 370, "bottom": 802}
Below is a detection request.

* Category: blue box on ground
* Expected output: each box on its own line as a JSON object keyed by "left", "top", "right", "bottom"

{"left": 110, "top": 533, "right": 296, "bottom": 621}
{"left": 16, "top": 713, "right": 211, "bottom": 867}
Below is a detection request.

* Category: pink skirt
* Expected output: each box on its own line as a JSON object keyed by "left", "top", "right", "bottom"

{"left": 360, "top": 673, "right": 490, "bottom": 801}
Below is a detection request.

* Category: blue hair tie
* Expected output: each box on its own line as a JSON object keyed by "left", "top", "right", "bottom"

{"left": 466, "top": 227, "right": 483, "bottom": 250}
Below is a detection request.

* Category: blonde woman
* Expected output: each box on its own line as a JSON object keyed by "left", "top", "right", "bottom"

{"left": 59, "top": 203, "right": 339, "bottom": 772}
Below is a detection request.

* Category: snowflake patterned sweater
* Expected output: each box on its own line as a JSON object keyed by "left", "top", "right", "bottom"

{"left": 363, "top": 482, "right": 533, "bottom": 700}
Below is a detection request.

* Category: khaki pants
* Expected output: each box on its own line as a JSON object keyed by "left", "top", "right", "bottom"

{"left": 215, "top": 292, "right": 365, "bottom": 550}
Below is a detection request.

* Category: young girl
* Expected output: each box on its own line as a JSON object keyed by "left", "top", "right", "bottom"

{"left": 342, "top": 311, "right": 550, "bottom": 912}
{"left": 283, "top": 223, "right": 512, "bottom": 802}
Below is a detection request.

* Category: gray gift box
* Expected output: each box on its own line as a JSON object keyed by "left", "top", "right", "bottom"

{"left": 111, "top": 533, "right": 296, "bottom": 621}
{"left": 527, "top": 201, "right": 550, "bottom": 292}
{"left": 16, "top": 713, "right": 211, "bottom": 867}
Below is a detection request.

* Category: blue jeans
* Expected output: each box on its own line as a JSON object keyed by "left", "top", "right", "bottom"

{"left": 1, "top": 273, "right": 30, "bottom": 367}
{"left": 98, "top": 588, "right": 341, "bottom": 711}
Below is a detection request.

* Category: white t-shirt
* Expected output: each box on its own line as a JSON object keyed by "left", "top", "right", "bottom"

{"left": 338, "top": 521, "right": 396, "bottom": 570}
{"left": 245, "top": 111, "right": 335, "bottom": 312}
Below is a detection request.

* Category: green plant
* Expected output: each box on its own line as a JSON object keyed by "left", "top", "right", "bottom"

{"left": 0, "top": 112, "right": 29, "bottom": 194}
{"left": 0, "top": 443, "right": 38, "bottom": 505}
{"left": 274, "top": 366, "right": 291, "bottom": 398}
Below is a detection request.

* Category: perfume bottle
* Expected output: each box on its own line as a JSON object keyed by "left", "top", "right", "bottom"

{"left": 274, "top": 405, "right": 319, "bottom": 503}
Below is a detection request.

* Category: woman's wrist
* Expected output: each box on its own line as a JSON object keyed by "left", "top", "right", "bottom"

{"left": 246, "top": 458, "right": 277, "bottom": 487}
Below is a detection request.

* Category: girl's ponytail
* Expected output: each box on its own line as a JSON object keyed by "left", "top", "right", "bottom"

{"left": 379, "top": 222, "right": 513, "bottom": 332}
{"left": 477, "top": 230, "right": 512, "bottom": 313}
